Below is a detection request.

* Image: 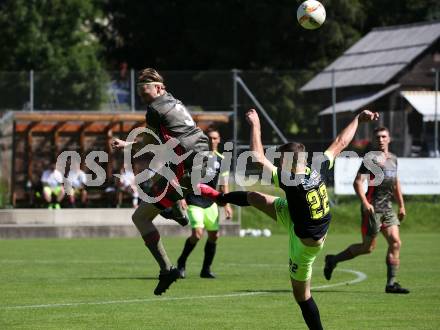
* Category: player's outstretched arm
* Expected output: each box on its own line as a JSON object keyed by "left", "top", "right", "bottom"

{"left": 111, "top": 138, "right": 134, "bottom": 150}
{"left": 246, "top": 109, "right": 276, "bottom": 174}
{"left": 111, "top": 133, "right": 156, "bottom": 150}
{"left": 326, "top": 110, "right": 379, "bottom": 159}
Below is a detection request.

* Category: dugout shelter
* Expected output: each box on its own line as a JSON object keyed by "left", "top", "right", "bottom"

{"left": 0, "top": 111, "right": 231, "bottom": 207}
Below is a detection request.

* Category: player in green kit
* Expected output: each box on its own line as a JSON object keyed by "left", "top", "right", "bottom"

{"left": 198, "top": 108, "right": 379, "bottom": 330}
{"left": 176, "top": 128, "right": 233, "bottom": 279}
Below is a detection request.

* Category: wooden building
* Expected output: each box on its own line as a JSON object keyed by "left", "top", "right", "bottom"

{"left": 301, "top": 21, "right": 440, "bottom": 156}
{"left": 0, "top": 111, "right": 231, "bottom": 207}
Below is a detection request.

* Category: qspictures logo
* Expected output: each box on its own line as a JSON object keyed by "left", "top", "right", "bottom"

{"left": 55, "top": 127, "right": 387, "bottom": 204}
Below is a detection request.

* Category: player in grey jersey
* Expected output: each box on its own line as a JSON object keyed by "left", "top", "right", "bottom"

{"left": 112, "top": 68, "right": 209, "bottom": 295}
{"left": 324, "top": 127, "right": 409, "bottom": 294}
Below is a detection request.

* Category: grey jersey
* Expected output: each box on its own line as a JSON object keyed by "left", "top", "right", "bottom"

{"left": 359, "top": 153, "right": 398, "bottom": 212}
{"left": 146, "top": 93, "right": 209, "bottom": 153}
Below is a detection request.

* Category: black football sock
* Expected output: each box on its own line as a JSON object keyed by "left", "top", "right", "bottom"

{"left": 297, "top": 297, "right": 323, "bottom": 330}
{"left": 219, "top": 191, "right": 250, "bottom": 206}
{"left": 334, "top": 247, "right": 355, "bottom": 263}
{"left": 177, "top": 238, "right": 197, "bottom": 268}
{"left": 142, "top": 231, "right": 172, "bottom": 274}
{"left": 202, "top": 240, "right": 217, "bottom": 271}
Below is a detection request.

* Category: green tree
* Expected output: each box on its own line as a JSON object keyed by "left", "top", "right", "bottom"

{"left": 0, "top": 0, "right": 109, "bottom": 110}
{"left": 97, "top": 0, "right": 437, "bottom": 139}
{"left": 99, "top": 0, "right": 364, "bottom": 71}
{"left": 361, "top": 0, "right": 440, "bottom": 31}
{"left": 98, "top": 0, "right": 366, "bottom": 139}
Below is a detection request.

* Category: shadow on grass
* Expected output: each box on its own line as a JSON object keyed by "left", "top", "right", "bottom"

{"left": 81, "top": 276, "right": 157, "bottom": 281}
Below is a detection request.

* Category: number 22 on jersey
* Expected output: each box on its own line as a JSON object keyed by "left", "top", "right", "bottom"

{"left": 306, "top": 183, "right": 330, "bottom": 220}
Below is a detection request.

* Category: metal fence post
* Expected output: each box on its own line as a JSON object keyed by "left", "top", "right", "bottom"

{"left": 232, "top": 69, "right": 242, "bottom": 226}
{"left": 331, "top": 68, "right": 336, "bottom": 139}
{"left": 131, "top": 69, "right": 135, "bottom": 112}
{"left": 235, "top": 76, "right": 288, "bottom": 144}
{"left": 29, "top": 70, "right": 34, "bottom": 112}
{"left": 232, "top": 69, "right": 239, "bottom": 172}
{"left": 434, "top": 68, "right": 439, "bottom": 157}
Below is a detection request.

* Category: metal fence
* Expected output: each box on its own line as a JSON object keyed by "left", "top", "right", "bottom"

{"left": 0, "top": 69, "right": 438, "bottom": 156}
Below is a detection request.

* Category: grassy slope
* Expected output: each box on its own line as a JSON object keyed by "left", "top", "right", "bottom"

{"left": 0, "top": 233, "right": 439, "bottom": 329}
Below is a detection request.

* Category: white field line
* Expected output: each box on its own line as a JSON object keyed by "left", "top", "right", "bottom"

{"left": 0, "top": 260, "right": 289, "bottom": 265}
{"left": 313, "top": 269, "right": 367, "bottom": 290}
{"left": 0, "top": 268, "right": 366, "bottom": 310}
{"left": 0, "top": 259, "right": 143, "bottom": 264}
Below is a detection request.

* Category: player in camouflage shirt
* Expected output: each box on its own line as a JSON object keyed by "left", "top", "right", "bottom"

{"left": 324, "top": 127, "right": 409, "bottom": 294}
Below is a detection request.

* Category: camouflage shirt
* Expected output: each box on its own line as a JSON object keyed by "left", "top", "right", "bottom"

{"left": 358, "top": 152, "right": 398, "bottom": 212}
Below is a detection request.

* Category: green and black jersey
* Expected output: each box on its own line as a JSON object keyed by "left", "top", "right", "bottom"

{"left": 272, "top": 151, "right": 334, "bottom": 240}
{"left": 186, "top": 151, "right": 228, "bottom": 208}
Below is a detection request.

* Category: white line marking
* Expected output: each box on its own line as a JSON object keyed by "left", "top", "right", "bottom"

{"left": 1, "top": 268, "right": 366, "bottom": 310}
{"left": 0, "top": 261, "right": 286, "bottom": 265}
{"left": 313, "top": 269, "right": 367, "bottom": 290}
{"left": 1, "top": 292, "right": 264, "bottom": 310}
{"left": 0, "top": 261, "right": 287, "bottom": 266}
{"left": 0, "top": 259, "right": 136, "bottom": 264}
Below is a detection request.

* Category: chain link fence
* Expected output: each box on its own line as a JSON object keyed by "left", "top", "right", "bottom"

{"left": 0, "top": 69, "right": 438, "bottom": 156}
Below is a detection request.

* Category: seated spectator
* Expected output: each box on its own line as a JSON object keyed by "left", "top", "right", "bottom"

{"left": 25, "top": 162, "right": 44, "bottom": 208}
{"left": 41, "top": 163, "right": 65, "bottom": 209}
{"left": 66, "top": 160, "right": 88, "bottom": 208}
{"left": 25, "top": 179, "right": 44, "bottom": 208}
{"left": 104, "top": 176, "right": 118, "bottom": 208}
{"left": 117, "top": 164, "right": 139, "bottom": 208}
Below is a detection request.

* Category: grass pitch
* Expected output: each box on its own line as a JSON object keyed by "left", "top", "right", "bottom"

{"left": 0, "top": 233, "right": 439, "bottom": 329}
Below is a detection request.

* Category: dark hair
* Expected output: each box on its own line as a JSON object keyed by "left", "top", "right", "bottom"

{"left": 374, "top": 126, "right": 390, "bottom": 135}
{"left": 277, "top": 142, "right": 306, "bottom": 162}
{"left": 206, "top": 126, "right": 220, "bottom": 135}
{"left": 137, "top": 68, "right": 164, "bottom": 84}
{"left": 277, "top": 142, "right": 305, "bottom": 153}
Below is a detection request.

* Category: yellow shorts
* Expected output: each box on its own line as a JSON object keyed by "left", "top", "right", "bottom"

{"left": 187, "top": 203, "right": 219, "bottom": 231}
{"left": 274, "top": 198, "right": 324, "bottom": 281}
{"left": 43, "top": 186, "right": 63, "bottom": 196}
